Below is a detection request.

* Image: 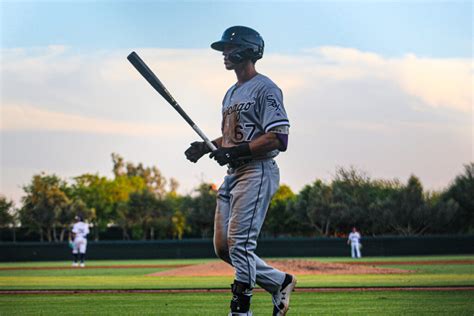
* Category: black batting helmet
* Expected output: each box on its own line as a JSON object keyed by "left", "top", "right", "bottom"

{"left": 211, "top": 26, "right": 264, "bottom": 64}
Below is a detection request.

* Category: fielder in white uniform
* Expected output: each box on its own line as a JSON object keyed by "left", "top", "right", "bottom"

{"left": 185, "top": 26, "right": 296, "bottom": 316}
{"left": 71, "top": 215, "right": 89, "bottom": 267}
{"left": 347, "top": 227, "right": 362, "bottom": 259}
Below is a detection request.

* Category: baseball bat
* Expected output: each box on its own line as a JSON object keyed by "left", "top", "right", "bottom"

{"left": 127, "top": 51, "right": 217, "bottom": 151}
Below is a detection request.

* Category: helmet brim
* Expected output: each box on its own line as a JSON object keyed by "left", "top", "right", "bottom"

{"left": 210, "top": 40, "right": 227, "bottom": 51}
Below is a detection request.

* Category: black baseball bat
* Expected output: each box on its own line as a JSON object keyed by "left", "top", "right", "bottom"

{"left": 127, "top": 51, "right": 217, "bottom": 151}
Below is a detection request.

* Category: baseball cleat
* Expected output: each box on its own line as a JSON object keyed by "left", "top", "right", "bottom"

{"left": 72, "top": 262, "right": 78, "bottom": 267}
{"left": 80, "top": 263, "right": 85, "bottom": 268}
{"left": 272, "top": 274, "right": 297, "bottom": 316}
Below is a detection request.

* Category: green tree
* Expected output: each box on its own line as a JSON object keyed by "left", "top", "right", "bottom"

{"left": 364, "top": 179, "right": 403, "bottom": 236}
{"left": 384, "top": 175, "right": 431, "bottom": 236}
{"left": 127, "top": 189, "right": 162, "bottom": 240}
{"left": 331, "top": 167, "right": 374, "bottom": 233}
{"left": 183, "top": 183, "right": 217, "bottom": 238}
{"left": 262, "top": 184, "right": 297, "bottom": 237}
{"left": 112, "top": 153, "right": 168, "bottom": 198}
{"left": 424, "top": 191, "right": 459, "bottom": 234}
{"left": 71, "top": 174, "right": 113, "bottom": 241}
{"left": 20, "top": 173, "right": 70, "bottom": 242}
{"left": 0, "top": 195, "right": 17, "bottom": 241}
{"left": 443, "top": 163, "right": 474, "bottom": 233}
{"left": 57, "top": 199, "right": 93, "bottom": 242}
{"left": 171, "top": 210, "right": 186, "bottom": 240}
{"left": 293, "top": 180, "right": 342, "bottom": 236}
{"left": 71, "top": 173, "right": 145, "bottom": 240}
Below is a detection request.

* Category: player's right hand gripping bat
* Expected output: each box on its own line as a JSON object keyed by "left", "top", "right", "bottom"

{"left": 127, "top": 51, "right": 217, "bottom": 152}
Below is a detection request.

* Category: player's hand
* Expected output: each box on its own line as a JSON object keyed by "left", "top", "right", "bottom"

{"left": 209, "top": 143, "right": 251, "bottom": 166}
{"left": 185, "top": 141, "right": 211, "bottom": 163}
{"left": 209, "top": 147, "right": 235, "bottom": 166}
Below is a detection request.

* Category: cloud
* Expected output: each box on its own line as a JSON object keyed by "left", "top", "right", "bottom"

{"left": 1, "top": 103, "right": 182, "bottom": 136}
{"left": 291, "top": 46, "right": 472, "bottom": 112}
{"left": 0, "top": 46, "right": 471, "bottom": 205}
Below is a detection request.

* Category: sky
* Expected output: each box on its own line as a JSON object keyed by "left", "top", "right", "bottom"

{"left": 1, "top": 0, "right": 472, "bottom": 205}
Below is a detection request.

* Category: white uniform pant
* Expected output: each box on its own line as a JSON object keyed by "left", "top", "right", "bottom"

{"left": 72, "top": 237, "right": 87, "bottom": 254}
{"left": 214, "top": 159, "right": 285, "bottom": 293}
{"left": 351, "top": 242, "right": 361, "bottom": 258}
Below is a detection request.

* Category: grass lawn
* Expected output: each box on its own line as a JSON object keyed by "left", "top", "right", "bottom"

{"left": 0, "top": 255, "right": 473, "bottom": 290}
{"left": 0, "top": 291, "right": 473, "bottom": 315}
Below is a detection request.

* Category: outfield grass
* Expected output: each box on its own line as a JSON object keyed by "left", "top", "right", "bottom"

{"left": 0, "top": 256, "right": 472, "bottom": 290}
{"left": 0, "top": 256, "right": 474, "bottom": 290}
{"left": 0, "top": 258, "right": 213, "bottom": 268}
{"left": 1, "top": 273, "right": 473, "bottom": 290}
{"left": 0, "top": 256, "right": 472, "bottom": 315}
{"left": 0, "top": 291, "right": 472, "bottom": 315}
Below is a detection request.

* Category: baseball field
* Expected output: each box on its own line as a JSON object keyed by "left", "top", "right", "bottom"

{"left": 0, "top": 255, "right": 473, "bottom": 315}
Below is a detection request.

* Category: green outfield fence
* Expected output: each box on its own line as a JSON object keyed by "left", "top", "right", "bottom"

{"left": 0, "top": 235, "right": 473, "bottom": 261}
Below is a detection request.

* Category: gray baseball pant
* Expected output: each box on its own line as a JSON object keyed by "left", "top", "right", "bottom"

{"left": 214, "top": 159, "right": 286, "bottom": 294}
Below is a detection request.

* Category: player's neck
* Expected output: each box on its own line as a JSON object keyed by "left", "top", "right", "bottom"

{"left": 234, "top": 62, "right": 258, "bottom": 86}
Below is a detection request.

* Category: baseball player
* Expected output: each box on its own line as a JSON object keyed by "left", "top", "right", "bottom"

{"left": 347, "top": 227, "right": 362, "bottom": 258}
{"left": 71, "top": 215, "right": 89, "bottom": 267}
{"left": 185, "top": 26, "right": 296, "bottom": 316}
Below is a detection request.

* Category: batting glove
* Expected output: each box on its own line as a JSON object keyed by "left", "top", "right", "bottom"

{"left": 209, "top": 143, "right": 251, "bottom": 166}
{"left": 185, "top": 141, "right": 214, "bottom": 163}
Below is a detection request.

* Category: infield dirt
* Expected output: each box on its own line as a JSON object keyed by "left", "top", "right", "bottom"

{"left": 148, "top": 259, "right": 413, "bottom": 277}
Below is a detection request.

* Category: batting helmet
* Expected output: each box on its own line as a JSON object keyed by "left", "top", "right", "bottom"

{"left": 211, "top": 26, "right": 264, "bottom": 64}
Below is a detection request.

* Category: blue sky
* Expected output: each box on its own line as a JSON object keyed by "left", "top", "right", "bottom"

{"left": 2, "top": 1, "right": 471, "bottom": 57}
{"left": 0, "top": 1, "right": 472, "bottom": 204}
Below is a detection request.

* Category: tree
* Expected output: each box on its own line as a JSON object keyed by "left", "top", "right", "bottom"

{"left": 127, "top": 189, "right": 161, "bottom": 240}
{"left": 71, "top": 174, "right": 113, "bottom": 241}
{"left": 0, "top": 195, "right": 17, "bottom": 241}
{"left": 56, "top": 199, "right": 93, "bottom": 242}
{"left": 444, "top": 163, "right": 474, "bottom": 233}
{"left": 71, "top": 173, "right": 145, "bottom": 240}
{"left": 183, "top": 183, "right": 217, "bottom": 238}
{"left": 112, "top": 153, "right": 168, "bottom": 198}
{"left": 424, "top": 191, "right": 459, "bottom": 234}
{"left": 364, "top": 179, "right": 403, "bottom": 236}
{"left": 384, "top": 175, "right": 431, "bottom": 236}
{"left": 19, "top": 173, "right": 70, "bottom": 242}
{"left": 293, "top": 180, "right": 341, "bottom": 236}
{"left": 171, "top": 210, "right": 186, "bottom": 240}
{"left": 331, "top": 167, "right": 374, "bottom": 233}
{"left": 262, "top": 184, "right": 297, "bottom": 237}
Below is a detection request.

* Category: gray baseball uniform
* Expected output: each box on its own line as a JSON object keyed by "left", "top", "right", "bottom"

{"left": 213, "top": 73, "right": 290, "bottom": 293}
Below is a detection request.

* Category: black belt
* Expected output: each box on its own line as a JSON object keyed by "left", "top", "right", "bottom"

{"left": 228, "top": 159, "right": 251, "bottom": 169}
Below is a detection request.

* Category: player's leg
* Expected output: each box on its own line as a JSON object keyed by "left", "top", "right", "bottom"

{"left": 72, "top": 239, "right": 79, "bottom": 267}
{"left": 214, "top": 175, "right": 232, "bottom": 265}
{"left": 79, "top": 239, "right": 87, "bottom": 267}
{"left": 250, "top": 160, "right": 296, "bottom": 316}
{"left": 351, "top": 243, "right": 356, "bottom": 258}
{"left": 356, "top": 243, "right": 361, "bottom": 258}
{"left": 214, "top": 175, "right": 254, "bottom": 316}
{"left": 227, "top": 160, "right": 287, "bottom": 315}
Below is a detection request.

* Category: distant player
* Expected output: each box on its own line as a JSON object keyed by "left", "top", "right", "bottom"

{"left": 347, "top": 227, "right": 362, "bottom": 259}
{"left": 185, "top": 26, "right": 295, "bottom": 316}
{"left": 71, "top": 215, "right": 89, "bottom": 267}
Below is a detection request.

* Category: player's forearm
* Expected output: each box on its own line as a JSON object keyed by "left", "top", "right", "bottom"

{"left": 249, "top": 132, "right": 282, "bottom": 156}
{"left": 213, "top": 137, "right": 223, "bottom": 148}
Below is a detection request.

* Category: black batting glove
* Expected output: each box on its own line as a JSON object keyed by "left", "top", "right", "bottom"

{"left": 185, "top": 141, "right": 213, "bottom": 163}
{"left": 209, "top": 143, "right": 251, "bottom": 166}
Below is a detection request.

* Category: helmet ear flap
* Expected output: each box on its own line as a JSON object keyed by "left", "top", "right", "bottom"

{"left": 228, "top": 47, "right": 256, "bottom": 64}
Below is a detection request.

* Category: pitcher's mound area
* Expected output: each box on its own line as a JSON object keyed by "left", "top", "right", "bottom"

{"left": 148, "top": 259, "right": 411, "bottom": 277}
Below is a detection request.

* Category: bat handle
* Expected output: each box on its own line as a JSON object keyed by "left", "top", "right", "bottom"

{"left": 192, "top": 125, "right": 217, "bottom": 151}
